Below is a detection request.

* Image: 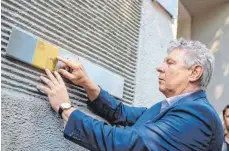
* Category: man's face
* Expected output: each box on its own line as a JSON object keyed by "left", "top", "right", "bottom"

{"left": 156, "top": 49, "right": 190, "bottom": 97}
{"left": 224, "top": 108, "right": 229, "bottom": 131}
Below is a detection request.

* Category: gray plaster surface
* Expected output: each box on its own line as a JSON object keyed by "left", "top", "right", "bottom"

{"left": 1, "top": 88, "right": 89, "bottom": 151}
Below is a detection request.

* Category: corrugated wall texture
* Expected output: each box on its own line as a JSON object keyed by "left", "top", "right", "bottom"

{"left": 1, "top": 0, "right": 142, "bottom": 150}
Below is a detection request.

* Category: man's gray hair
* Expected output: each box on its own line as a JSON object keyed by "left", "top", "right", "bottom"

{"left": 167, "top": 38, "right": 215, "bottom": 90}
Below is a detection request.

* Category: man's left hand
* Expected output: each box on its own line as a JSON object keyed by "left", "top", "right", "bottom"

{"left": 37, "top": 69, "right": 70, "bottom": 113}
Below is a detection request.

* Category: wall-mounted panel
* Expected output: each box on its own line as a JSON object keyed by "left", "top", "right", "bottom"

{"left": 6, "top": 27, "right": 124, "bottom": 98}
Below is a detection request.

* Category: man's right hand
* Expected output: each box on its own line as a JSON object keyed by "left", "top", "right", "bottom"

{"left": 57, "top": 56, "right": 100, "bottom": 101}
{"left": 57, "top": 56, "right": 89, "bottom": 87}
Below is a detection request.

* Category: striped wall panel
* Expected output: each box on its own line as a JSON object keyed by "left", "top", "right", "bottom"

{"left": 1, "top": 0, "right": 142, "bottom": 104}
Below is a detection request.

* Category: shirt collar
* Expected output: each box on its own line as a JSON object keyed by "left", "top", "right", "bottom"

{"left": 165, "top": 91, "right": 195, "bottom": 106}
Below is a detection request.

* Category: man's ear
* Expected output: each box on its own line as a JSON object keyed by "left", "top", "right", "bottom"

{"left": 188, "top": 65, "right": 204, "bottom": 82}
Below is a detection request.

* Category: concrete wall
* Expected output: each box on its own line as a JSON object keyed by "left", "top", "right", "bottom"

{"left": 177, "top": 1, "right": 191, "bottom": 40}
{"left": 1, "top": 0, "right": 142, "bottom": 150}
{"left": 192, "top": 2, "right": 229, "bottom": 115}
{"left": 134, "top": 0, "right": 176, "bottom": 107}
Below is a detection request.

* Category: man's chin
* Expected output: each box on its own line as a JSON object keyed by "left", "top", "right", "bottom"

{"left": 159, "top": 86, "right": 165, "bottom": 93}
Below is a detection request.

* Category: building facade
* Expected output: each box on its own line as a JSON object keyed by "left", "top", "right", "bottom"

{"left": 2, "top": 0, "right": 228, "bottom": 150}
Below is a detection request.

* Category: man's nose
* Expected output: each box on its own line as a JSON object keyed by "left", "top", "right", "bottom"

{"left": 156, "top": 64, "right": 165, "bottom": 73}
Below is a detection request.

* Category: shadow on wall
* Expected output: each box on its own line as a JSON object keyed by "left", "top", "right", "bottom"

{"left": 207, "top": 7, "right": 229, "bottom": 115}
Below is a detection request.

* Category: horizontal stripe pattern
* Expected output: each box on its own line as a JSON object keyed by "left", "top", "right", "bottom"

{"left": 1, "top": 0, "right": 142, "bottom": 104}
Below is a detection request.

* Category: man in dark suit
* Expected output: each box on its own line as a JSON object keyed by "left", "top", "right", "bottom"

{"left": 38, "top": 38, "right": 224, "bottom": 150}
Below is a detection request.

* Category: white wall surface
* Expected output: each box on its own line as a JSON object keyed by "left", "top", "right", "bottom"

{"left": 134, "top": 0, "right": 177, "bottom": 107}
{"left": 192, "top": 3, "right": 229, "bottom": 115}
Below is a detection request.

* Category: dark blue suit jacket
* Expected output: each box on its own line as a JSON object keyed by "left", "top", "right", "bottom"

{"left": 64, "top": 88, "right": 224, "bottom": 151}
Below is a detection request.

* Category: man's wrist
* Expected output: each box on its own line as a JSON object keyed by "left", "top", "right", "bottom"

{"left": 82, "top": 79, "right": 96, "bottom": 90}
{"left": 82, "top": 79, "right": 100, "bottom": 102}
{"left": 62, "top": 107, "right": 76, "bottom": 122}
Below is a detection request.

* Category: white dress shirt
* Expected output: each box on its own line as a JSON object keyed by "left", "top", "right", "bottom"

{"left": 160, "top": 92, "right": 194, "bottom": 113}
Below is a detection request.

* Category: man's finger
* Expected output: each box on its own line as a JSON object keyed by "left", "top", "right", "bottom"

{"left": 81, "top": 65, "right": 88, "bottom": 76}
{"left": 37, "top": 85, "right": 51, "bottom": 94}
{"left": 54, "top": 71, "right": 64, "bottom": 85}
{"left": 64, "top": 65, "right": 70, "bottom": 72}
{"left": 57, "top": 56, "right": 75, "bottom": 69}
{"left": 40, "top": 76, "right": 55, "bottom": 89}
{"left": 59, "top": 64, "right": 70, "bottom": 72}
{"left": 45, "top": 69, "right": 58, "bottom": 85}
{"left": 58, "top": 69, "right": 74, "bottom": 80}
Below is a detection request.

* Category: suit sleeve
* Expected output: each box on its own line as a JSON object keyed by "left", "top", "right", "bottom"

{"left": 64, "top": 101, "right": 223, "bottom": 151}
{"left": 64, "top": 110, "right": 150, "bottom": 151}
{"left": 87, "top": 88, "right": 147, "bottom": 126}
